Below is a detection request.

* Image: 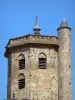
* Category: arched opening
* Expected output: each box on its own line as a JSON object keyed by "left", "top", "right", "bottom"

{"left": 19, "top": 54, "right": 25, "bottom": 70}
{"left": 18, "top": 73, "right": 25, "bottom": 89}
{"left": 38, "top": 53, "right": 47, "bottom": 69}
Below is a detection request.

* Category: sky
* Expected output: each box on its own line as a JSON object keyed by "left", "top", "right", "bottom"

{"left": 0, "top": 0, "right": 75, "bottom": 99}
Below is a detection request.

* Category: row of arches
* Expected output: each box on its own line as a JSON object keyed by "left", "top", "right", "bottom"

{"left": 19, "top": 53, "right": 47, "bottom": 69}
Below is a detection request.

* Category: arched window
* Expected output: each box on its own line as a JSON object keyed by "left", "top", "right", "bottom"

{"left": 18, "top": 73, "right": 25, "bottom": 89}
{"left": 38, "top": 53, "right": 47, "bottom": 69}
{"left": 19, "top": 54, "right": 25, "bottom": 70}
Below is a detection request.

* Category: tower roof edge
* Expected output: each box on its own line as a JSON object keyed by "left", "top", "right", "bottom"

{"left": 57, "top": 19, "right": 71, "bottom": 30}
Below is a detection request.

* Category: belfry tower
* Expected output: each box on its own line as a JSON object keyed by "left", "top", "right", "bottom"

{"left": 4, "top": 17, "right": 72, "bottom": 100}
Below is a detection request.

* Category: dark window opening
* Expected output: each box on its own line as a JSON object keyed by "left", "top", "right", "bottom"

{"left": 39, "top": 58, "right": 47, "bottom": 69}
{"left": 19, "top": 79, "right": 25, "bottom": 89}
{"left": 19, "top": 54, "right": 25, "bottom": 70}
{"left": 18, "top": 73, "right": 25, "bottom": 89}
{"left": 19, "top": 59, "right": 25, "bottom": 70}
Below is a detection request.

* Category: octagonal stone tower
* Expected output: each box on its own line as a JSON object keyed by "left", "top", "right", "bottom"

{"left": 4, "top": 17, "right": 72, "bottom": 100}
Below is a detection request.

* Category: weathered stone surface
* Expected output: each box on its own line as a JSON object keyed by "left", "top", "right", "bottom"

{"left": 7, "top": 47, "right": 58, "bottom": 100}
{"left": 5, "top": 23, "right": 72, "bottom": 100}
{"left": 58, "top": 28, "right": 72, "bottom": 100}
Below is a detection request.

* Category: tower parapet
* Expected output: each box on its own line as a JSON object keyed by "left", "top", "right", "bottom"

{"left": 4, "top": 35, "right": 58, "bottom": 58}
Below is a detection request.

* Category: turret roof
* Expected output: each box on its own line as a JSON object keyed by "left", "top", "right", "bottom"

{"left": 57, "top": 18, "right": 71, "bottom": 30}
{"left": 60, "top": 18, "right": 68, "bottom": 28}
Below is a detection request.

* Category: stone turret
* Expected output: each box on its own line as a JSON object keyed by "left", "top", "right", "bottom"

{"left": 57, "top": 19, "right": 72, "bottom": 100}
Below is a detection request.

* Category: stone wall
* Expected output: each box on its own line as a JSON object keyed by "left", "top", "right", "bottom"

{"left": 8, "top": 46, "right": 58, "bottom": 100}
{"left": 29, "top": 47, "right": 58, "bottom": 100}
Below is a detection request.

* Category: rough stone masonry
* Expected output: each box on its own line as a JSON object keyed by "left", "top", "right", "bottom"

{"left": 4, "top": 17, "right": 72, "bottom": 100}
